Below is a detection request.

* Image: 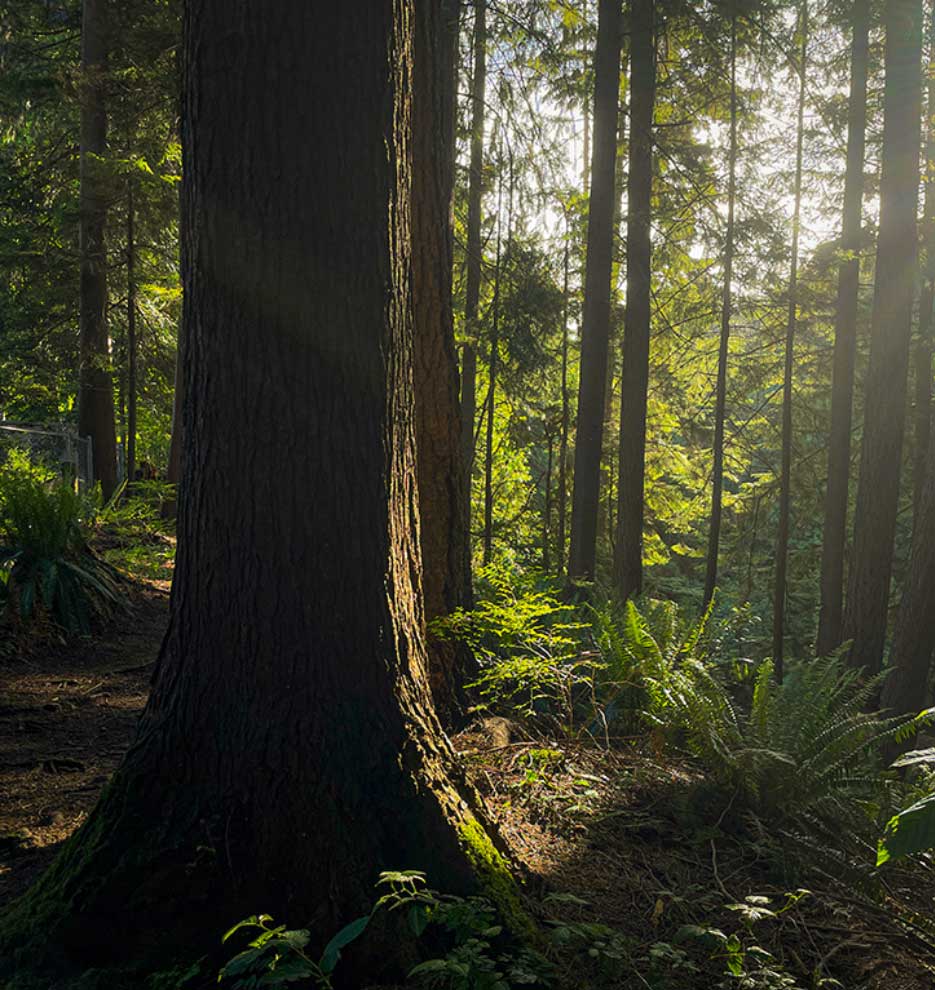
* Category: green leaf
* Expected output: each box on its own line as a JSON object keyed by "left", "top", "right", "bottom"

{"left": 319, "top": 914, "right": 370, "bottom": 974}
{"left": 877, "top": 792, "right": 935, "bottom": 864}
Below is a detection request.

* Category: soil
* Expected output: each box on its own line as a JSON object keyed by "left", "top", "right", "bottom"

{"left": 0, "top": 581, "right": 169, "bottom": 907}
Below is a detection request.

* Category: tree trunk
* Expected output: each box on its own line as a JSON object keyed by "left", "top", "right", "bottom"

{"left": 412, "top": 0, "right": 471, "bottom": 721}
{"left": 613, "top": 0, "right": 654, "bottom": 600}
{"left": 162, "top": 343, "right": 183, "bottom": 519}
{"left": 817, "top": 0, "right": 870, "bottom": 656}
{"left": 544, "top": 433, "right": 554, "bottom": 572}
{"left": 77, "top": 0, "right": 117, "bottom": 500}
{"left": 914, "top": 0, "right": 935, "bottom": 519}
{"left": 557, "top": 229, "right": 571, "bottom": 577}
{"left": 482, "top": 158, "right": 505, "bottom": 568}
{"left": 703, "top": 10, "right": 738, "bottom": 609}
{"left": 1, "top": 4, "right": 506, "bottom": 981}
{"left": 772, "top": 2, "right": 808, "bottom": 682}
{"left": 126, "top": 174, "right": 138, "bottom": 490}
{"left": 460, "top": 0, "right": 487, "bottom": 602}
{"left": 567, "top": 0, "right": 622, "bottom": 583}
{"left": 844, "top": 0, "right": 923, "bottom": 675}
{"left": 881, "top": 447, "right": 935, "bottom": 718}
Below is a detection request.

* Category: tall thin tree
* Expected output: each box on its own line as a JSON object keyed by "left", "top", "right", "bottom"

{"left": 817, "top": 0, "right": 871, "bottom": 656}
{"left": 77, "top": 0, "right": 117, "bottom": 498}
{"left": 557, "top": 225, "right": 571, "bottom": 576}
{"left": 614, "top": 0, "right": 655, "bottom": 600}
{"left": 460, "top": 0, "right": 487, "bottom": 602}
{"left": 567, "top": 0, "right": 623, "bottom": 582}
{"left": 413, "top": 0, "right": 470, "bottom": 720}
{"left": 125, "top": 172, "right": 138, "bottom": 487}
{"left": 844, "top": 0, "right": 923, "bottom": 674}
{"left": 703, "top": 9, "right": 739, "bottom": 608}
{"left": 914, "top": 0, "right": 935, "bottom": 517}
{"left": 772, "top": 1, "right": 808, "bottom": 681}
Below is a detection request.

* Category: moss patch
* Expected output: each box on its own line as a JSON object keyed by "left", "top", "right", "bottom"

{"left": 458, "top": 816, "right": 539, "bottom": 943}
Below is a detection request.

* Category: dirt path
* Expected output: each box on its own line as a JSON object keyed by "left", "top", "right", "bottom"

{"left": 0, "top": 584, "right": 168, "bottom": 907}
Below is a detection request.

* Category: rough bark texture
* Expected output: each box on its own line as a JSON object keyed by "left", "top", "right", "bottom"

{"left": 772, "top": 2, "right": 808, "bottom": 682}
{"left": 413, "top": 0, "right": 471, "bottom": 721}
{"left": 703, "top": 11, "right": 737, "bottom": 609}
{"left": 460, "top": 0, "right": 487, "bottom": 603}
{"left": 844, "top": 0, "right": 923, "bottom": 674}
{"left": 77, "top": 0, "right": 117, "bottom": 499}
{"left": 126, "top": 176, "right": 138, "bottom": 487}
{"left": 557, "top": 233, "right": 571, "bottom": 576}
{"left": 914, "top": 0, "right": 935, "bottom": 519}
{"left": 613, "top": 0, "right": 654, "bottom": 601}
{"left": 567, "top": 0, "right": 622, "bottom": 582}
{"left": 881, "top": 447, "right": 935, "bottom": 718}
{"left": 817, "top": 0, "right": 870, "bottom": 657}
{"left": 1, "top": 3, "right": 509, "bottom": 982}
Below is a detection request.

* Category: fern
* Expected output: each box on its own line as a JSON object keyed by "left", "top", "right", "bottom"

{"left": 652, "top": 653, "right": 931, "bottom": 840}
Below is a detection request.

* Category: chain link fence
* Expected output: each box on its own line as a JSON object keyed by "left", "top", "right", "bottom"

{"left": 0, "top": 423, "right": 94, "bottom": 490}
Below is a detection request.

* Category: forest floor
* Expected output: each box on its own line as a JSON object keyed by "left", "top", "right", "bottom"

{"left": 0, "top": 579, "right": 168, "bottom": 907}
{"left": 2, "top": 574, "right": 935, "bottom": 988}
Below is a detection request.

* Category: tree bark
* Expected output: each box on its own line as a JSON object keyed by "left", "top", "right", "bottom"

{"left": 817, "top": 0, "right": 870, "bottom": 657}
{"left": 482, "top": 159, "right": 505, "bottom": 568}
{"left": 881, "top": 446, "right": 935, "bottom": 718}
{"left": 772, "top": 2, "right": 808, "bottom": 682}
{"left": 567, "top": 0, "right": 622, "bottom": 583}
{"left": 1, "top": 3, "right": 504, "bottom": 980}
{"left": 412, "top": 0, "right": 471, "bottom": 721}
{"left": 460, "top": 0, "right": 487, "bottom": 602}
{"left": 126, "top": 174, "right": 138, "bottom": 489}
{"left": 557, "top": 227, "right": 571, "bottom": 577}
{"left": 544, "top": 433, "right": 554, "bottom": 572}
{"left": 613, "top": 0, "right": 654, "bottom": 600}
{"left": 77, "top": 0, "right": 117, "bottom": 500}
{"left": 703, "top": 10, "right": 738, "bottom": 609}
{"left": 844, "top": 0, "right": 923, "bottom": 675}
{"left": 914, "top": 0, "right": 935, "bottom": 519}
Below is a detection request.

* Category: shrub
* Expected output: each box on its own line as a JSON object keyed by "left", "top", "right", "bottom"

{"left": 0, "top": 453, "right": 123, "bottom": 633}
{"left": 653, "top": 653, "right": 931, "bottom": 838}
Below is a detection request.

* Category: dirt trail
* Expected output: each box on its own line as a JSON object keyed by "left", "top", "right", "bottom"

{"left": 0, "top": 584, "right": 168, "bottom": 906}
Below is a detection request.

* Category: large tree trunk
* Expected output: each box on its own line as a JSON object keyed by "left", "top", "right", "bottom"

{"left": 772, "top": 1, "right": 808, "bottom": 682}
{"left": 703, "top": 10, "right": 738, "bottom": 609}
{"left": 914, "top": 0, "right": 935, "bottom": 518}
{"left": 412, "top": 0, "right": 471, "bottom": 722}
{"left": 460, "top": 0, "right": 487, "bottom": 602}
{"left": 817, "top": 0, "right": 870, "bottom": 657}
{"left": 77, "top": 0, "right": 117, "bottom": 500}
{"left": 1, "top": 3, "right": 504, "bottom": 982}
{"left": 567, "top": 0, "right": 622, "bottom": 583}
{"left": 844, "top": 0, "right": 923, "bottom": 675}
{"left": 613, "top": 0, "right": 654, "bottom": 600}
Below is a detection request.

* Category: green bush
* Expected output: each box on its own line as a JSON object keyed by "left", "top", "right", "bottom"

{"left": 0, "top": 453, "right": 123, "bottom": 633}
{"left": 653, "top": 653, "right": 931, "bottom": 837}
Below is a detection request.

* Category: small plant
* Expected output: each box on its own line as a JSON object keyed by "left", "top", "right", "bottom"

{"left": 0, "top": 451, "right": 123, "bottom": 633}
{"left": 651, "top": 653, "right": 933, "bottom": 843}
{"left": 219, "top": 911, "right": 370, "bottom": 988}
{"left": 219, "top": 872, "right": 552, "bottom": 990}
{"left": 432, "top": 564, "right": 590, "bottom": 733}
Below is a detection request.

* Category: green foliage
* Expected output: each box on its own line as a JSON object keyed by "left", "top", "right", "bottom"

{"left": 219, "top": 872, "right": 551, "bottom": 990}
{"left": 0, "top": 452, "right": 123, "bottom": 632}
{"left": 587, "top": 596, "right": 715, "bottom": 735}
{"left": 654, "top": 653, "right": 933, "bottom": 836}
{"left": 433, "top": 564, "right": 589, "bottom": 733}
{"left": 219, "top": 911, "right": 370, "bottom": 989}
